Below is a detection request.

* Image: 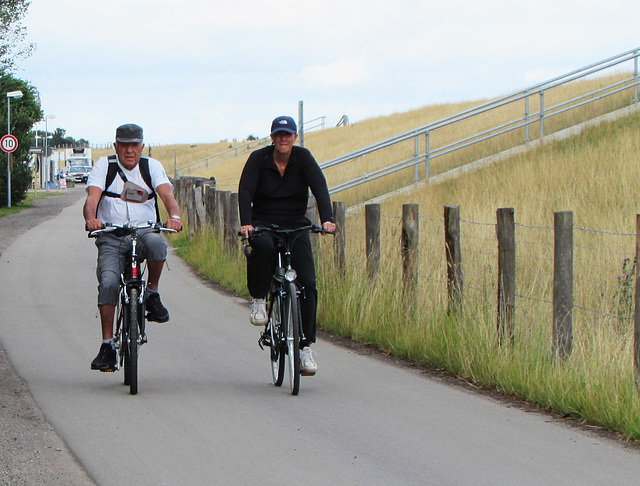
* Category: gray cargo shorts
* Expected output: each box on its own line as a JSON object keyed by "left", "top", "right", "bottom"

{"left": 94, "top": 228, "right": 167, "bottom": 306}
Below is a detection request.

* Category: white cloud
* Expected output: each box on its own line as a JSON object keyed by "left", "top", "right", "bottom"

{"left": 15, "top": 0, "right": 640, "bottom": 145}
{"left": 299, "top": 59, "right": 370, "bottom": 89}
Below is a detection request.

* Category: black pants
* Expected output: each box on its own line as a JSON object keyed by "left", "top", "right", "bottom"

{"left": 247, "top": 231, "right": 317, "bottom": 347}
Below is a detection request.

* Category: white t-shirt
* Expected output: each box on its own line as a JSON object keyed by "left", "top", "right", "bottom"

{"left": 86, "top": 155, "right": 173, "bottom": 225}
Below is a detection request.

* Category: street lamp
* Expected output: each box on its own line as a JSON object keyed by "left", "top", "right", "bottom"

{"left": 6, "top": 90, "right": 23, "bottom": 208}
{"left": 43, "top": 114, "right": 55, "bottom": 188}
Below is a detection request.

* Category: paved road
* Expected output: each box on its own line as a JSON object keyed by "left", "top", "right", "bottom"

{"left": 2, "top": 195, "right": 640, "bottom": 485}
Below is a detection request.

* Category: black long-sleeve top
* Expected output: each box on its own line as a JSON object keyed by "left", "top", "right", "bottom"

{"left": 238, "top": 145, "right": 334, "bottom": 227}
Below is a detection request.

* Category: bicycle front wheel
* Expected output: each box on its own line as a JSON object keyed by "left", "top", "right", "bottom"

{"left": 285, "top": 282, "right": 300, "bottom": 395}
{"left": 269, "top": 293, "right": 285, "bottom": 387}
{"left": 127, "top": 287, "right": 140, "bottom": 395}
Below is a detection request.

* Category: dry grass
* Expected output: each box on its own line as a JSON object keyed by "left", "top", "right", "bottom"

{"left": 98, "top": 69, "right": 640, "bottom": 440}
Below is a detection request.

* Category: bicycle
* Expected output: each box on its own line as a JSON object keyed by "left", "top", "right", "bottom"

{"left": 241, "top": 224, "right": 333, "bottom": 395}
{"left": 89, "top": 221, "right": 175, "bottom": 395}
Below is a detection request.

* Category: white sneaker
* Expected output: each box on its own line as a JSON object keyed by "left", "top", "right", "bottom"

{"left": 250, "top": 298, "right": 268, "bottom": 326}
{"left": 300, "top": 347, "right": 317, "bottom": 375}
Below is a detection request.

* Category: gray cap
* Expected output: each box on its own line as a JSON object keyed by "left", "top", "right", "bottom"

{"left": 115, "top": 124, "right": 143, "bottom": 143}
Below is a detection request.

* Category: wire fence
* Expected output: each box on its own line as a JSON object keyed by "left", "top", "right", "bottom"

{"left": 174, "top": 176, "right": 639, "bottom": 363}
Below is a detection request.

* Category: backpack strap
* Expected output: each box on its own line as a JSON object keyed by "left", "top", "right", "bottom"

{"left": 102, "top": 155, "right": 121, "bottom": 198}
{"left": 99, "top": 155, "right": 161, "bottom": 222}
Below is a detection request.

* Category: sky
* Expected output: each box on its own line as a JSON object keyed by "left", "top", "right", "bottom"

{"left": 15, "top": 0, "right": 640, "bottom": 146}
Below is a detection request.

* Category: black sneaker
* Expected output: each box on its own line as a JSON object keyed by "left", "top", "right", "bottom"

{"left": 146, "top": 292, "right": 169, "bottom": 322}
{"left": 91, "top": 343, "right": 117, "bottom": 371}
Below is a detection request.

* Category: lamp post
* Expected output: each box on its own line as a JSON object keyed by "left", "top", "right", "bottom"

{"left": 43, "top": 114, "right": 55, "bottom": 188}
{"left": 6, "top": 90, "right": 23, "bottom": 208}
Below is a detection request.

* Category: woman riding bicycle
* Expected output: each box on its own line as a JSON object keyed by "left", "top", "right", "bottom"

{"left": 238, "top": 116, "right": 336, "bottom": 374}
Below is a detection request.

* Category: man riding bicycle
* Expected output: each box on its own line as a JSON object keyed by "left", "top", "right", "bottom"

{"left": 238, "top": 116, "right": 336, "bottom": 374}
{"left": 83, "top": 124, "right": 182, "bottom": 371}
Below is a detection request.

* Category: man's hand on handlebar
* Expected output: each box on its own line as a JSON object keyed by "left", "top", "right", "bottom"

{"left": 85, "top": 218, "right": 103, "bottom": 232}
{"left": 165, "top": 218, "right": 183, "bottom": 232}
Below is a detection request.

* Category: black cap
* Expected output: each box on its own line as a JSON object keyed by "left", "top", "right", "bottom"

{"left": 270, "top": 116, "right": 297, "bottom": 135}
{"left": 115, "top": 124, "right": 143, "bottom": 143}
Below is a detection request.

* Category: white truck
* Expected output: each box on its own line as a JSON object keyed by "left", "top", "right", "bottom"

{"left": 65, "top": 147, "right": 92, "bottom": 168}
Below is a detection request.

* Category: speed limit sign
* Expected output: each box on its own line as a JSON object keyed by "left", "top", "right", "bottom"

{"left": 1, "top": 134, "right": 18, "bottom": 153}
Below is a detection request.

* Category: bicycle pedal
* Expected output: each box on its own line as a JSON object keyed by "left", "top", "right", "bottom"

{"left": 258, "top": 333, "right": 271, "bottom": 350}
{"left": 100, "top": 367, "right": 118, "bottom": 373}
{"left": 300, "top": 371, "right": 316, "bottom": 377}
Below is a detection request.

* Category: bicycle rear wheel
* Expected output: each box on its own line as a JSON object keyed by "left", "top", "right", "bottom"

{"left": 126, "top": 287, "right": 139, "bottom": 395}
{"left": 269, "top": 293, "right": 285, "bottom": 386}
{"left": 285, "top": 282, "right": 300, "bottom": 395}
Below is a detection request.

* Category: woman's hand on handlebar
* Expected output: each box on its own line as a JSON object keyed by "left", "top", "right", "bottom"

{"left": 240, "top": 225, "right": 254, "bottom": 239}
{"left": 322, "top": 221, "right": 336, "bottom": 233}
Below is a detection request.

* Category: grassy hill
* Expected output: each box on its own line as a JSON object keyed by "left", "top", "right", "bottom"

{"left": 163, "top": 73, "right": 640, "bottom": 442}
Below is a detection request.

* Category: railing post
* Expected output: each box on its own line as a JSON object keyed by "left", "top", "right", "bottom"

{"left": 365, "top": 204, "right": 381, "bottom": 280}
{"left": 524, "top": 91, "right": 530, "bottom": 143}
{"left": 553, "top": 210, "right": 573, "bottom": 360}
{"left": 425, "top": 131, "right": 430, "bottom": 180}
{"left": 333, "top": 201, "right": 346, "bottom": 275}
{"left": 539, "top": 90, "right": 545, "bottom": 141}
{"left": 634, "top": 51, "right": 639, "bottom": 104}
{"left": 414, "top": 135, "right": 419, "bottom": 183}
{"left": 298, "top": 100, "right": 305, "bottom": 148}
{"left": 444, "top": 205, "right": 463, "bottom": 314}
{"left": 497, "top": 208, "right": 516, "bottom": 345}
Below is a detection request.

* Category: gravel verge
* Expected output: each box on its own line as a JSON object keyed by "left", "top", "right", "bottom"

{"left": 0, "top": 186, "right": 96, "bottom": 485}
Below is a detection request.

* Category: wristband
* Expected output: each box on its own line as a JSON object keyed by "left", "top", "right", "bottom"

{"left": 170, "top": 215, "right": 181, "bottom": 221}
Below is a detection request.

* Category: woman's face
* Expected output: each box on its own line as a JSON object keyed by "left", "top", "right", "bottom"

{"left": 271, "top": 131, "right": 297, "bottom": 156}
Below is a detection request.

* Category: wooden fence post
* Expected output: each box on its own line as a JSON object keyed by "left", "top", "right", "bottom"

{"left": 497, "top": 208, "right": 516, "bottom": 345}
{"left": 634, "top": 214, "right": 640, "bottom": 391}
{"left": 204, "top": 185, "right": 216, "bottom": 227}
{"left": 553, "top": 210, "right": 573, "bottom": 360}
{"left": 214, "top": 190, "right": 227, "bottom": 237}
{"left": 444, "top": 205, "right": 463, "bottom": 313}
{"left": 226, "top": 192, "right": 239, "bottom": 250}
{"left": 186, "top": 182, "right": 196, "bottom": 239}
{"left": 194, "top": 185, "right": 205, "bottom": 231}
{"left": 365, "top": 204, "right": 381, "bottom": 280}
{"left": 333, "top": 201, "right": 346, "bottom": 274}
{"left": 402, "top": 204, "right": 419, "bottom": 299}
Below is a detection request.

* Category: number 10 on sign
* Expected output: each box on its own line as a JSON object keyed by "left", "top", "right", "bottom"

{"left": 1, "top": 134, "right": 18, "bottom": 153}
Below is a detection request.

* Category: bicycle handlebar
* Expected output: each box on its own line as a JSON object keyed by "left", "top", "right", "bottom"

{"left": 238, "top": 224, "right": 335, "bottom": 240}
{"left": 88, "top": 221, "right": 177, "bottom": 238}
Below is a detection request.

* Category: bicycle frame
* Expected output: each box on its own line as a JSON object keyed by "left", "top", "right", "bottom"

{"left": 244, "top": 224, "right": 330, "bottom": 395}
{"left": 89, "top": 221, "right": 175, "bottom": 394}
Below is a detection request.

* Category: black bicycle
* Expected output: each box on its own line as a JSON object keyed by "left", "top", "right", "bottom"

{"left": 89, "top": 221, "right": 175, "bottom": 395}
{"left": 242, "top": 224, "right": 332, "bottom": 395}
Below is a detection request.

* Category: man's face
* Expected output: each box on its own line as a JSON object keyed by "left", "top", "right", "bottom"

{"left": 271, "top": 131, "right": 297, "bottom": 155}
{"left": 114, "top": 142, "right": 144, "bottom": 169}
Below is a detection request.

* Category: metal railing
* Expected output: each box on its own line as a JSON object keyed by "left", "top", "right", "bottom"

{"left": 322, "top": 47, "right": 640, "bottom": 196}
{"left": 176, "top": 116, "right": 327, "bottom": 177}
{"left": 176, "top": 138, "right": 270, "bottom": 178}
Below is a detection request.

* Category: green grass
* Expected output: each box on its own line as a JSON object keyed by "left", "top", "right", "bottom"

{"left": 0, "top": 189, "right": 57, "bottom": 218}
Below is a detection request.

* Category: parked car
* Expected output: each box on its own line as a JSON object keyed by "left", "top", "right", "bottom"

{"left": 67, "top": 165, "right": 92, "bottom": 184}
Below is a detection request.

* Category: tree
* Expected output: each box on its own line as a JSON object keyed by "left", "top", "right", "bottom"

{"left": 0, "top": 0, "right": 35, "bottom": 72}
{"left": 0, "top": 72, "right": 43, "bottom": 205}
